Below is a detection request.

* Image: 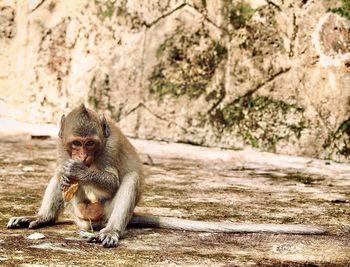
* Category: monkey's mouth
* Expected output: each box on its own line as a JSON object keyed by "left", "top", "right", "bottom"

{"left": 84, "top": 162, "right": 92, "bottom": 168}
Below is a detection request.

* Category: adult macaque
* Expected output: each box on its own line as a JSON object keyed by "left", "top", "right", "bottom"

{"left": 7, "top": 105, "right": 326, "bottom": 248}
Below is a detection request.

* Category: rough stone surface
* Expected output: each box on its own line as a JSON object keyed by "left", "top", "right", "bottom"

{"left": 1, "top": 0, "right": 350, "bottom": 162}
{"left": 0, "top": 133, "right": 349, "bottom": 266}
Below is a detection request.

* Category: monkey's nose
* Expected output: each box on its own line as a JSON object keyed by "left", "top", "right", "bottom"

{"left": 79, "top": 154, "right": 89, "bottom": 165}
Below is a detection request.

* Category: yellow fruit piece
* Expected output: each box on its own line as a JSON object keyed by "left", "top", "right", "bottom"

{"left": 63, "top": 182, "right": 79, "bottom": 201}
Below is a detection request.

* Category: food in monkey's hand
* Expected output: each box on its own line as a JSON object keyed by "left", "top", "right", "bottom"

{"left": 61, "top": 176, "right": 104, "bottom": 221}
{"left": 63, "top": 182, "right": 79, "bottom": 201}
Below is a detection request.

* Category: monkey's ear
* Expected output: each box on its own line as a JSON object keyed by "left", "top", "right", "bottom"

{"left": 58, "top": 114, "right": 65, "bottom": 139}
{"left": 99, "top": 114, "right": 111, "bottom": 138}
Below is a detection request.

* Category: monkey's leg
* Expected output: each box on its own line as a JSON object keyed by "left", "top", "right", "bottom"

{"left": 7, "top": 176, "right": 64, "bottom": 229}
{"left": 88, "top": 171, "right": 139, "bottom": 248}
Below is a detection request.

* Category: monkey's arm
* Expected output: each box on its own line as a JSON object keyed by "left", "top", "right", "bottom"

{"left": 88, "top": 171, "right": 140, "bottom": 247}
{"left": 62, "top": 159, "right": 119, "bottom": 194}
{"left": 7, "top": 175, "right": 64, "bottom": 229}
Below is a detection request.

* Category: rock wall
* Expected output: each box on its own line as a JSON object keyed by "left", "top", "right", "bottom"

{"left": 1, "top": 0, "right": 350, "bottom": 161}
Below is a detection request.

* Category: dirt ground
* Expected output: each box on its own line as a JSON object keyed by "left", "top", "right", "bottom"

{"left": 0, "top": 134, "right": 349, "bottom": 266}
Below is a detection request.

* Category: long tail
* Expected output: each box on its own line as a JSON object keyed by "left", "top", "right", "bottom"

{"left": 129, "top": 215, "right": 326, "bottom": 235}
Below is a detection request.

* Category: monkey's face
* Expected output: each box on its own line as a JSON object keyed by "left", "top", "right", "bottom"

{"left": 68, "top": 136, "right": 101, "bottom": 167}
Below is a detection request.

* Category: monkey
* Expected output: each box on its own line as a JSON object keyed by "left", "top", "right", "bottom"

{"left": 8, "top": 104, "right": 141, "bottom": 248}
{"left": 7, "top": 104, "right": 327, "bottom": 248}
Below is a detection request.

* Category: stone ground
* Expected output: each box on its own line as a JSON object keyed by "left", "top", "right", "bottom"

{"left": 0, "top": 133, "right": 349, "bottom": 266}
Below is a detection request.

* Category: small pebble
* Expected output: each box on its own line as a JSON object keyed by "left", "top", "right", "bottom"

{"left": 26, "top": 233, "right": 45, "bottom": 240}
{"left": 23, "top": 166, "right": 35, "bottom": 172}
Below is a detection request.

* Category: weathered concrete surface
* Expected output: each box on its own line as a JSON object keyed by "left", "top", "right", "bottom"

{"left": 0, "top": 132, "right": 349, "bottom": 266}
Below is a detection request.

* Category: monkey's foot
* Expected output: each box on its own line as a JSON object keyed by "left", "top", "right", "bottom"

{"left": 7, "top": 216, "right": 33, "bottom": 229}
{"left": 7, "top": 216, "right": 54, "bottom": 229}
{"left": 87, "top": 228, "right": 120, "bottom": 248}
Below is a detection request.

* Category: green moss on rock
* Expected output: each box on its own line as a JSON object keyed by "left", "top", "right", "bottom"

{"left": 324, "top": 116, "right": 350, "bottom": 159}
{"left": 148, "top": 29, "right": 228, "bottom": 99}
{"left": 330, "top": 0, "right": 350, "bottom": 20}
{"left": 95, "top": 0, "right": 116, "bottom": 19}
{"left": 338, "top": 117, "right": 350, "bottom": 135}
{"left": 214, "top": 95, "right": 308, "bottom": 151}
{"left": 88, "top": 74, "right": 118, "bottom": 120}
{"left": 222, "top": 1, "right": 255, "bottom": 29}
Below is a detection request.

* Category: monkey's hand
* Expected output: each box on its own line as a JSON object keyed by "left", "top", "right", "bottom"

{"left": 7, "top": 215, "right": 54, "bottom": 229}
{"left": 7, "top": 216, "right": 34, "bottom": 229}
{"left": 87, "top": 228, "right": 120, "bottom": 248}
{"left": 59, "top": 174, "right": 77, "bottom": 191}
{"left": 62, "top": 159, "right": 88, "bottom": 181}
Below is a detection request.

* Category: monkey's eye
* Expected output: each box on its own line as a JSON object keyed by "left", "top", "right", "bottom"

{"left": 72, "top": 141, "right": 82, "bottom": 147}
{"left": 86, "top": 141, "right": 95, "bottom": 147}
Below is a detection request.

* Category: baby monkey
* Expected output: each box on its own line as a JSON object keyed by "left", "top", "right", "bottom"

{"left": 8, "top": 104, "right": 326, "bottom": 248}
